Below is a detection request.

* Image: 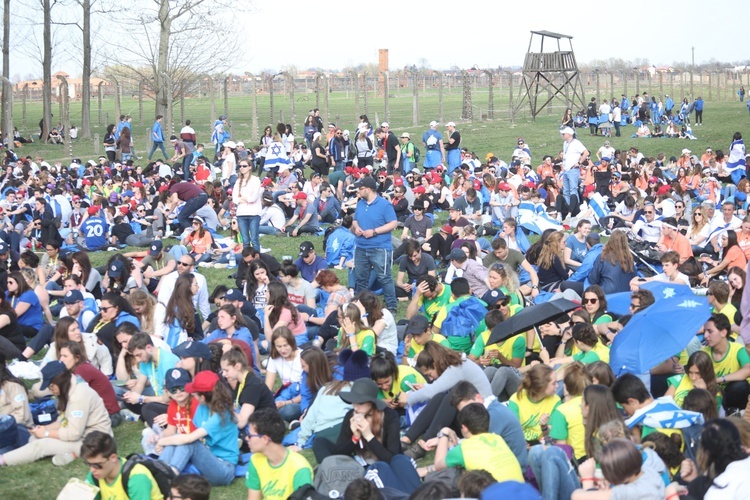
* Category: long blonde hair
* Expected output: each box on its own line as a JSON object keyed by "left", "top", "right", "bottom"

{"left": 600, "top": 231, "right": 634, "bottom": 273}
{"left": 128, "top": 290, "right": 157, "bottom": 335}
{"left": 690, "top": 207, "right": 707, "bottom": 237}
{"left": 537, "top": 231, "right": 565, "bottom": 269}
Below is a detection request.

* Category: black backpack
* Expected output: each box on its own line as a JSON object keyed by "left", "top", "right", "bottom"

{"left": 94, "top": 453, "right": 176, "bottom": 497}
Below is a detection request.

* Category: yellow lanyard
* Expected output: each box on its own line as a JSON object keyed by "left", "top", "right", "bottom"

{"left": 234, "top": 373, "right": 247, "bottom": 412}
{"left": 92, "top": 319, "right": 111, "bottom": 333}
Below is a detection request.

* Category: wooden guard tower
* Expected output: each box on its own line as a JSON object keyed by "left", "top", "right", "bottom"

{"left": 514, "top": 30, "right": 586, "bottom": 120}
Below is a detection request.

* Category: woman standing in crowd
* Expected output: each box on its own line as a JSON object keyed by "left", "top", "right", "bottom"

{"left": 233, "top": 157, "right": 262, "bottom": 253}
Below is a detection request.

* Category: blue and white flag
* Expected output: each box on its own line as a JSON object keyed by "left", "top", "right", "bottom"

{"left": 727, "top": 138, "right": 747, "bottom": 184}
{"left": 588, "top": 192, "right": 610, "bottom": 220}
{"left": 625, "top": 396, "right": 704, "bottom": 430}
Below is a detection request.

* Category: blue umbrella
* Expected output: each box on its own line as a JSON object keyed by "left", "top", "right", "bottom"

{"left": 606, "top": 281, "right": 696, "bottom": 317}
{"left": 609, "top": 294, "right": 711, "bottom": 376}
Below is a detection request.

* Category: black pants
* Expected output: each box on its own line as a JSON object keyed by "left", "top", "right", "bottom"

{"left": 404, "top": 392, "right": 457, "bottom": 443}
{"left": 0, "top": 336, "right": 22, "bottom": 360}
{"left": 309, "top": 424, "right": 343, "bottom": 464}
{"left": 723, "top": 380, "right": 750, "bottom": 410}
{"left": 426, "top": 234, "right": 454, "bottom": 266}
{"left": 695, "top": 110, "right": 703, "bottom": 124}
{"left": 123, "top": 401, "right": 168, "bottom": 428}
{"left": 560, "top": 280, "right": 585, "bottom": 296}
{"left": 26, "top": 324, "right": 55, "bottom": 355}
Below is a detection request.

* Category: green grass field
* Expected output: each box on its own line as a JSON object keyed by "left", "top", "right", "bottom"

{"left": 0, "top": 91, "right": 748, "bottom": 497}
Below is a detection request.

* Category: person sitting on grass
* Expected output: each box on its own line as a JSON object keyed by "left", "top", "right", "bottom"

{"left": 245, "top": 407, "right": 313, "bottom": 500}
{"left": 402, "top": 314, "right": 449, "bottom": 367}
{"left": 508, "top": 363, "right": 561, "bottom": 444}
{"left": 417, "top": 402, "right": 524, "bottom": 483}
{"left": 156, "top": 370, "right": 238, "bottom": 486}
{"left": 81, "top": 431, "right": 163, "bottom": 499}
{"left": 630, "top": 251, "right": 689, "bottom": 289}
{"left": 219, "top": 346, "right": 276, "bottom": 431}
{"left": 0, "top": 360, "right": 112, "bottom": 467}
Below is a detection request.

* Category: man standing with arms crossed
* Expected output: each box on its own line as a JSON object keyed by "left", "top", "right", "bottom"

{"left": 351, "top": 176, "right": 398, "bottom": 314}
{"left": 560, "top": 127, "right": 589, "bottom": 206}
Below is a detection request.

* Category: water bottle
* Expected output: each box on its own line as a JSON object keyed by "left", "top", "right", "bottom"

{"left": 228, "top": 250, "right": 237, "bottom": 269}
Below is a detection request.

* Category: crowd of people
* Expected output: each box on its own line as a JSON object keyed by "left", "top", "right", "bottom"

{"left": 0, "top": 108, "right": 749, "bottom": 500}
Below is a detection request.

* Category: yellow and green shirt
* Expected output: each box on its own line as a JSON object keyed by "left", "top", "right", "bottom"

{"left": 408, "top": 333, "right": 450, "bottom": 359}
{"left": 470, "top": 331, "right": 526, "bottom": 367}
{"left": 445, "top": 432, "right": 524, "bottom": 483}
{"left": 548, "top": 395, "right": 586, "bottom": 460}
{"left": 337, "top": 328, "right": 376, "bottom": 356}
{"left": 86, "top": 458, "right": 163, "bottom": 500}
{"left": 377, "top": 365, "right": 426, "bottom": 399}
{"left": 714, "top": 302, "right": 738, "bottom": 325}
{"left": 701, "top": 342, "right": 750, "bottom": 381}
{"left": 245, "top": 449, "right": 313, "bottom": 500}
{"left": 572, "top": 341, "right": 610, "bottom": 365}
{"left": 508, "top": 391, "right": 561, "bottom": 442}
{"left": 667, "top": 374, "right": 723, "bottom": 410}
{"left": 417, "top": 284, "right": 452, "bottom": 320}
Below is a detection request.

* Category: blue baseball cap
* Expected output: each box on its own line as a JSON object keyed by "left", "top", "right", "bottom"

{"left": 172, "top": 340, "right": 212, "bottom": 361}
{"left": 40, "top": 361, "right": 67, "bottom": 390}
{"left": 108, "top": 260, "right": 125, "bottom": 278}
{"left": 165, "top": 368, "right": 192, "bottom": 390}
{"left": 62, "top": 290, "right": 84, "bottom": 304}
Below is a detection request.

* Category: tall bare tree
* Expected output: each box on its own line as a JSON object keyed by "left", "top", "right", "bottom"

{"left": 41, "top": 0, "right": 51, "bottom": 141}
{"left": 104, "top": 0, "right": 244, "bottom": 130}
{"left": 1, "top": 0, "right": 10, "bottom": 142}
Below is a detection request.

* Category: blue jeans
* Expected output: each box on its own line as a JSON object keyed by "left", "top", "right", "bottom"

{"left": 354, "top": 247, "right": 397, "bottom": 311}
{"left": 148, "top": 141, "right": 168, "bottom": 160}
{"left": 237, "top": 215, "right": 261, "bottom": 252}
{"left": 176, "top": 194, "right": 208, "bottom": 232}
{"left": 159, "top": 441, "right": 235, "bottom": 486}
{"left": 529, "top": 445, "right": 580, "bottom": 500}
{"left": 366, "top": 455, "right": 422, "bottom": 495}
{"left": 562, "top": 168, "right": 580, "bottom": 205}
{"left": 258, "top": 225, "right": 280, "bottom": 236}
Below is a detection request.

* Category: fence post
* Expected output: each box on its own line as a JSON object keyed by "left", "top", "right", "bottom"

{"left": 508, "top": 71, "right": 514, "bottom": 125}
{"left": 180, "top": 80, "right": 185, "bottom": 126}
{"left": 647, "top": 71, "right": 652, "bottom": 96}
{"left": 380, "top": 71, "right": 390, "bottom": 123}
{"left": 208, "top": 77, "right": 217, "bottom": 125}
{"left": 595, "top": 71, "right": 601, "bottom": 103}
{"left": 461, "top": 70, "right": 472, "bottom": 121}
{"left": 224, "top": 75, "right": 230, "bottom": 118}
{"left": 22, "top": 84, "right": 27, "bottom": 129}
{"left": 708, "top": 72, "right": 713, "bottom": 101}
{"left": 96, "top": 82, "right": 103, "bottom": 126}
{"left": 245, "top": 72, "right": 259, "bottom": 142}
{"left": 362, "top": 72, "right": 369, "bottom": 117}
{"left": 635, "top": 70, "right": 640, "bottom": 95}
{"left": 138, "top": 80, "right": 145, "bottom": 125}
{"left": 324, "top": 74, "right": 330, "bottom": 127}
{"left": 609, "top": 72, "right": 614, "bottom": 100}
{"left": 659, "top": 72, "right": 664, "bottom": 97}
{"left": 485, "top": 70, "right": 494, "bottom": 119}
{"left": 622, "top": 71, "right": 628, "bottom": 98}
{"left": 434, "top": 70, "right": 444, "bottom": 124}
{"left": 412, "top": 69, "right": 419, "bottom": 126}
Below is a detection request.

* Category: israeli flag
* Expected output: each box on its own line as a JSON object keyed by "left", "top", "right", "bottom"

{"left": 625, "top": 396, "right": 704, "bottom": 430}
{"left": 589, "top": 192, "right": 610, "bottom": 220}
{"left": 519, "top": 201, "right": 561, "bottom": 235}
{"left": 727, "top": 139, "right": 747, "bottom": 184}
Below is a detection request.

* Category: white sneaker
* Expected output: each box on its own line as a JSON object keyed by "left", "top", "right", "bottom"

{"left": 52, "top": 452, "right": 76, "bottom": 466}
{"left": 261, "top": 247, "right": 271, "bottom": 253}
{"left": 197, "top": 262, "right": 213, "bottom": 268}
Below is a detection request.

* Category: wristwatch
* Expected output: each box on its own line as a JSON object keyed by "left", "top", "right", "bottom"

{"left": 532, "top": 284, "right": 539, "bottom": 290}
{"left": 436, "top": 431, "right": 449, "bottom": 439}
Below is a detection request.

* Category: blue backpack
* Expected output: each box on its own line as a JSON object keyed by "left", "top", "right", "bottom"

{"left": 440, "top": 296, "right": 486, "bottom": 340}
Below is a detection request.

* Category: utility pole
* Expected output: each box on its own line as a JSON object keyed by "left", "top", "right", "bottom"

{"left": 691, "top": 46, "right": 695, "bottom": 98}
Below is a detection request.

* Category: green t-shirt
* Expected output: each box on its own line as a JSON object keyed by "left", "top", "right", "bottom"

{"left": 86, "top": 458, "right": 162, "bottom": 500}
{"left": 433, "top": 295, "right": 486, "bottom": 354}
{"left": 418, "top": 284, "right": 452, "bottom": 320}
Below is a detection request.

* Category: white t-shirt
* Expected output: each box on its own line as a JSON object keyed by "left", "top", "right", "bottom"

{"left": 653, "top": 272, "right": 689, "bottom": 285}
{"left": 562, "top": 139, "right": 587, "bottom": 171}
{"left": 266, "top": 351, "right": 302, "bottom": 384}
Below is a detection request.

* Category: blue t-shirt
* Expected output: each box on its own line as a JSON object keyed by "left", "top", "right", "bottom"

{"left": 565, "top": 234, "right": 588, "bottom": 263}
{"left": 138, "top": 347, "right": 179, "bottom": 397}
{"left": 10, "top": 290, "right": 43, "bottom": 329}
{"left": 294, "top": 256, "right": 328, "bottom": 284}
{"left": 422, "top": 129, "right": 443, "bottom": 150}
{"left": 80, "top": 216, "right": 108, "bottom": 250}
{"left": 202, "top": 326, "right": 254, "bottom": 347}
{"left": 193, "top": 404, "right": 239, "bottom": 464}
{"left": 294, "top": 203, "right": 319, "bottom": 231}
{"left": 354, "top": 196, "right": 397, "bottom": 249}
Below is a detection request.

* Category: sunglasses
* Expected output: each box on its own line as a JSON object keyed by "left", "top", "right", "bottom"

{"left": 168, "top": 386, "right": 185, "bottom": 394}
{"left": 84, "top": 460, "right": 107, "bottom": 470}
{"left": 583, "top": 298, "right": 599, "bottom": 304}
{"left": 177, "top": 261, "right": 191, "bottom": 267}
{"left": 629, "top": 303, "right": 640, "bottom": 309}
{"left": 100, "top": 305, "right": 115, "bottom": 312}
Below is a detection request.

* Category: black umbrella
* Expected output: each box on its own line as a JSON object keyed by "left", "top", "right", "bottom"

{"left": 486, "top": 298, "right": 580, "bottom": 346}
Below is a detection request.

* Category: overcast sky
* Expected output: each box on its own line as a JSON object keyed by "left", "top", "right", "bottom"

{"left": 10, "top": 0, "right": 746, "bottom": 79}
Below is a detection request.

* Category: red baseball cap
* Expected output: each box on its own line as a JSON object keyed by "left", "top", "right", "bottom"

{"left": 261, "top": 178, "right": 273, "bottom": 187}
{"left": 185, "top": 371, "right": 219, "bottom": 394}
{"left": 87, "top": 206, "right": 99, "bottom": 216}
{"left": 413, "top": 186, "right": 426, "bottom": 194}
{"left": 498, "top": 183, "right": 511, "bottom": 191}
{"left": 473, "top": 179, "right": 482, "bottom": 190}
{"left": 656, "top": 185, "right": 671, "bottom": 196}
{"left": 393, "top": 178, "right": 404, "bottom": 186}
{"left": 649, "top": 176, "right": 659, "bottom": 184}
{"left": 294, "top": 192, "right": 308, "bottom": 200}
{"left": 440, "top": 224, "right": 453, "bottom": 234}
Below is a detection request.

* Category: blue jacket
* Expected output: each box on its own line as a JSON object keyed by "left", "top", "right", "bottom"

{"left": 589, "top": 254, "right": 638, "bottom": 294}
{"left": 151, "top": 120, "right": 164, "bottom": 142}
{"left": 568, "top": 243, "right": 603, "bottom": 285}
